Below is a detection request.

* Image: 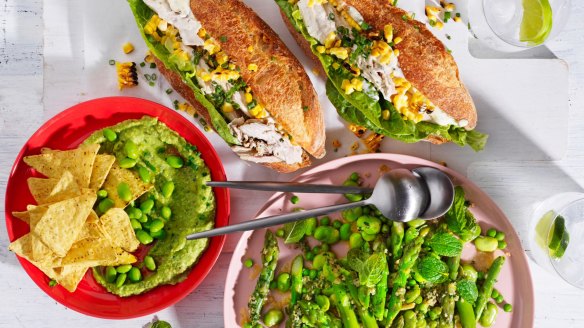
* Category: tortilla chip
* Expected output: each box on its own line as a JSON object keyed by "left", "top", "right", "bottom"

{"left": 53, "top": 265, "right": 88, "bottom": 292}
{"left": 99, "top": 208, "right": 140, "bottom": 252}
{"left": 75, "top": 211, "right": 100, "bottom": 242}
{"left": 28, "top": 209, "right": 61, "bottom": 266}
{"left": 101, "top": 163, "right": 152, "bottom": 208}
{"left": 61, "top": 236, "right": 136, "bottom": 267}
{"left": 23, "top": 144, "right": 100, "bottom": 188}
{"left": 32, "top": 193, "right": 97, "bottom": 257}
{"left": 89, "top": 154, "right": 115, "bottom": 190}
{"left": 8, "top": 234, "right": 60, "bottom": 280}
{"left": 27, "top": 171, "right": 81, "bottom": 204}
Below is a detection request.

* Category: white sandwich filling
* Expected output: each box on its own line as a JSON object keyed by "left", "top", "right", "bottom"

{"left": 144, "top": 0, "right": 304, "bottom": 164}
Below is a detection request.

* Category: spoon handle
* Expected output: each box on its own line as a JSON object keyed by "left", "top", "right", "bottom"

{"left": 186, "top": 200, "right": 368, "bottom": 240}
{"left": 207, "top": 181, "right": 374, "bottom": 194}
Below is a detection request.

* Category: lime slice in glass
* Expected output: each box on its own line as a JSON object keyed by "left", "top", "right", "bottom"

{"left": 520, "top": 0, "right": 553, "bottom": 45}
{"left": 547, "top": 215, "right": 570, "bottom": 259}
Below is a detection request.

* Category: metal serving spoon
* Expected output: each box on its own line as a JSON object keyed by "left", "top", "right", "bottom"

{"left": 185, "top": 167, "right": 454, "bottom": 240}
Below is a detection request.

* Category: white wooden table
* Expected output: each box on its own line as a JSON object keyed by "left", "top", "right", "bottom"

{"left": 2, "top": 1, "right": 584, "bottom": 327}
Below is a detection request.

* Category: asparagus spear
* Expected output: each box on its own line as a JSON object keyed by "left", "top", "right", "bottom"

{"left": 288, "top": 300, "right": 340, "bottom": 328}
{"left": 475, "top": 256, "right": 505, "bottom": 321}
{"left": 448, "top": 254, "right": 461, "bottom": 280}
{"left": 372, "top": 244, "right": 389, "bottom": 320}
{"left": 290, "top": 255, "right": 304, "bottom": 305}
{"left": 330, "top": 285, "right": 361, "bottom": 328}
{"left": 391, "top": 222, "right": 405, "bottom": 259}
{"left": 248, "top": 230, "right": 279, "bottom": 325}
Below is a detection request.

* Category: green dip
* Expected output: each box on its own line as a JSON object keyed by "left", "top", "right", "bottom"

{"left": 84, "top": 116, "right": 215, "bottom": 296}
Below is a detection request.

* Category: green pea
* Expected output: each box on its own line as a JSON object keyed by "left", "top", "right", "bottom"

{"left": 166, "top": 155, "right": 184, "bottom": 168}
{"left": 495, "top": 294, "right": 504, "bottom": 303}
{"left": 105, "top": 266, "right": 117, "bottom": 283}
{"left": 407, "top": 279, "right": 416, "bottom": 286}
{"left": 116, "top": 264, "right": 132, "bottom": 273}
{"left": 315, "top": 295, "right": 330, "bottom": 311}
{"left": 332, "top": 220, "right": 343, "bottom": 229}
{"left": 320, "top": 243, "right": 330, "bottom": 252}
{"left": 362, "top": 231, "right": 376, "bottom": 241}
{"left": 138, "top": 166, "right": 152, "bottom": 183}
{"left": 290, "top": 195, "right": 300, "bottom": 204}
{"left": 124, "top": 141, "right": 140, "bottom": 159}
{"left": 503, "top": 304, "right": 513, "bottom": 312}
{"left": 119, "top": 157, "right": 137, "bottom": 169}
{"left": 144, "top": 255, "right": 156, "bottom": 271}
{"left": 495, "top": 231, "right": 506, "bottom": 241}
{"left": 263, "top": 309, "right": 284, "bottom": 327}
{"left": 161, "top": 206, "right": 172, "bottom": 219}
{"left": 340, "top": 223, "right": 352, "bottom": 241}
{"left": 269, "top": 281, "right": 277, "bottom": 290}
{"left": 140, "top": 199, "right": 154, "bottom": 214}
{"left": 381, "top": 224, "right": 390, "bottom": 234}
{"left": 357, "top": 216, "right": 381, "bottom": 235}
{"left": 461, "top": 264, "right": 478, "bottom": 282}
{"left": 309, "top": 269, "right": 317, "bottom": 279}
{"left": 302, "top": 268, "right": 310, "bottom": 276}
{"left": 103, "top": 128, "right": 117, "bottom": 142}
{"left": 479, "top": 302, "right": 498, "bottom": 327}
{"left": 314, "top": 226, "right": 330, "bottom": 242}
{"left": 244, "top": 258, "right": 254, "bottom": 268}
{"left": 162, "top": 181, "right": 175, "bottom": 198}
{"left": 130, "top": 219, "right": 142, "bottom": 230}
{"left": 342, "top": 207, "right": 362, "bottom": 222}
{"left": 305, "top": 217, "right": 317, "bottom": 236}
{"left": 349, "top": 172, "right": 360, "bottom": 181}
{"left": 343, "top": 179, "right": 363, "bottom": 202}
{"left": 320, "top": 216, "right": 330, "bottom": 226}
{"left": 474, "top": 236, "right": 498, "bottom": 252}
{"left": 135, "top": 229, "right": 154, "bottom": 245}
{"left": 115, "top": 273, "right": 127, "bottom": 287}
{"left": 498, "top": 241, "right": 507, "bottom": 249}
{"left": 242, "top": 323, "right": 253, "bottom": 328}
{"left": 117, "top": 182, "right": 132, "bottom": 202}
{"left": 276, "top": 272, "right": 290, "bottom": 292}
{"left": 149, "top": 219, "right": 165, "bottom": 233}
{"left": 487, "top": 228, "right": 497, "bottom": 238}
{"left": 276, "top": 228, "right": 284, "bottom": 238}
{"left": 305, "top": 251, "right": 315, "bottom": 261}
{"left": 98, "top": 198, "right": 114, "bottom": 214}
{"left": 491, "top": 289, "right": 500, "bottom": 299}
{"left": 128, "top": 267, "right": 142, "bottom": 282}
{"left": 362, "top": 206, "right": 370, "bottom": 215}
{"left": 405, "top": 285, "right": 421, "bottom": 303}
{"left": 312, "top": 253, "right": 327, "bottom": 270}
{"left": 312, "top": 246, "right": 321, "bottom": 254}
{"left": 349, "top": 233, "right": 364, "bottom": 249}
{"left": 97, "top": 189, "right": 108, "bottom": 198}
{"left": 150, "top": 228, "right": 166, "bottom": 240}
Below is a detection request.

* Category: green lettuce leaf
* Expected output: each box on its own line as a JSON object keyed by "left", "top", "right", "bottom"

{"left": 127, "top": 0, "right": 239, "bottom": 145}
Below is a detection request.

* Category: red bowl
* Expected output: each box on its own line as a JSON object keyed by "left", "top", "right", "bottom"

{"left": 4, "top": 97, "right": 230, "bottom": 319}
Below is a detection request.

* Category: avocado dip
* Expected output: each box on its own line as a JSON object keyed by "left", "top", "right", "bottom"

{"left": 83, "top": 116, "right": 215, "bottom": 296}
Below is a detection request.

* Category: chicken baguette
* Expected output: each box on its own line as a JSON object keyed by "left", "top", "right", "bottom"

{"left": 128, "top": 0, "right": 325, "bottom": 172}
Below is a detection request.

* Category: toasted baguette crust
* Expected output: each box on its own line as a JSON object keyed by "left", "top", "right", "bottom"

{"left": 343, "top": 0, "right": 477, "bottom": 129}
{"left": 189, "top": 0, "right": 325, "bottom": 159}
{"left": 154, "top": 57, "right": 311, "bottom": 172}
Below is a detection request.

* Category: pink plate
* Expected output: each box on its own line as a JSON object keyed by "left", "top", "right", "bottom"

{"left": 223, "top": 154, "right": 534, "bottom": 327}
{"left": 5, "top": 97, "right": 230, "bottom": 319}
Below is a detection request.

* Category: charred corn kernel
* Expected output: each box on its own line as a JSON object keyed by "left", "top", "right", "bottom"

{"left": 203, "top": 39, "right": 220, "bottom": 55}
{"left": 224, "top": 70, "right": 240, "bottom": 81}
{"left": 425, "top": 6, "right": 441, "bottom": 17}
{"left": 376, "top": 40, "right": 391, "bottom": 54}
{"left": 341, "top": 10, "right": 361, "bottom": 31}
{"left": 382, "top": 109, "right": 391, "bottom": 120}
{"left": 384, "top": 24, "right": 394, "bottom": 42}
{"left": 332, "top": 62, "right": 341, "bottom": 70}
{"left": 434, "top": 20, "right": 444, "bottom": 30}
{"left": 371, "top": 48, "right": 381, "bottom": 57}
{"left": 247, "top": 63, "right": 258, "bottom": 71}
{"left": 247, "top": 45, "right": 254, "bottom": 53}
{"left": 245, "top": 93, "right": 253, "bottom": 103}
{"left": 197, "top": 28, "right": 207, "bottom": 39}
{"left": 216, "top": 52, "right": 229, "bottom": 65}
{"left": 222, "top": 102, "right": 234, "bottom": 113}
{"left": 144, "top": 15, "right": 161, "bottom": 35}
{"left": 351, "top": 78, "right": 363, "bottom": 91}
{"left": 122, "top": 42, "right": 134, "bottom": 54}
{"left": 444, "top": 3, "right": 456, "bottom": 11}
{"left": 393, "top": 77, "right": 407, "bottom": 87}
{"left": 116, "top": 62, "right": 138, "bottom": 90}
{"left": 379, "top": 53, "right": 393, "bottom": 65}
{"left": 453, "top": 16, "right": 462, "bottom": 22}
{"left": 393, "top": 93, "right": 409, "bottom": 110}
{"left": 324, "top": 32, "right": 337, "bottom": 49}
{"left": 341, "top": 79, "right": 354, "bottom": 95}
{"left": 246, "top": 87, "right": 251, "bottom": 93}
{"left": 393, "top": 36, "right": 403, "bottom": 45}
{"left": 316, "top": 45, "right": 326, "bottom": 53}
{"left": 393, "top": 49, "right": 400, "bottom": 57}
{"left": 329, "top": 47, "right": 348, "bottom": 60}
{"left": 198, "top": 71, "right": 212, "bottom": 82}
{"left": 350, "top": 66, "right": 360, "bottom": 76}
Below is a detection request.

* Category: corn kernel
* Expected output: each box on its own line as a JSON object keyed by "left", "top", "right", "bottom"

{"left": 329, "top": 47, "right": 348, "bottom": 60}
{"left": 379, "top": 53, "right": 393, "bottom": 65}
{"left": 197, "top": 28, "right": 207, "bottom": 39}
{"left": 228, "top": 64, "right": 236, "bottom": 70}
{"left": 350, "top": 66, "right": 361, "bottom": 76}
{"left": 216, "top": 52, "right": 229, "bottom": 65}
{"left": 324, "top": 32, "right": 337, "bottom": 49}
{"left": 434, "top": 21, "right": 444, "bottom": 30}
{"left": 453, "top": 16, "right": 462, "bottom": 23}
{"left": 425, "top": 6, "right": 441, "bottom": 17}
{"left": 222, "top": 102, "right": 234, "bottom": 113}
{"left": 445, "top": 3, "right": 455, "bottom": 12}
{"left": 316, "top": 45, "right": 326, "bottom": 53}
{"left": 246, "top": 87, "right": 251, "bottom": 93}
{"left": 245, "top": 93, "right": 253, "bottom": 103}
{"left": 393, "top": 49, "right": 400, "bottom": 57}
{"left": 249, "top": 104, "right": 265, "bottom": 117}
{"left": 371, "top": 49, "right": 381, "bottom": 57}
{"left": 248, "top": 63, "right": 258, "bottom": 71}
{"left": 384, "top": 25, "right": 394, "bottom": 42}
{"left": 200, "top": 71, "right": 212, "bottom": 82}
{"left": 341, "top": 79, "right": 354, "bottom": 95}
{"left": 393, "top": 37, "right": 403, "bottom": 45}
{"left": 351, "top": 78, "right": 363, "bottom": 91}
{"left": 204, "top": 39, "right": 220, "bottom": 54}
{"left": 376, "top": 40, "right": 391, "bottom": 54}
{"left": 247, "top": 45, "right": 254, "bottom": 53}
{"left": 341, "top": 10, "right": 361, "bottom": 31}
{"left": 122, "top": 42, "right": 134, "bottom": 54}
{"left": 382, "top": 109, "right": 391, "bottom": 120}
{"left": 332, "top": 62, "right": 341, "bottom": 70}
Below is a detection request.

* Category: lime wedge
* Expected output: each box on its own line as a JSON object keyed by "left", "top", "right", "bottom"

{"left": 520, "top": 0, "right": 553, "bottom": 45}
{"left": 535, "top": 210, "right": 555, "bottom": 249}
{"left": 547, "top": 215, "right": 570, "bottom": 259}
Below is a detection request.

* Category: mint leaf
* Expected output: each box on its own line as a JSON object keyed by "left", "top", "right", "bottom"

{"left": 417, "top": 257, "right": 449, "bottom": 284}
{"left": 346, "top": 249, "right": 388, "bottom": 287}
{"left": 428, "top": 232, "right": 463, "bottom": 257}
{"left": 282, "top": 220, "right": 307, "bottom": 244}
{"left": 456, "top": 279, "right": 479, "bottom": 304}
{"left": 445, "top": 187, "right": 481, "bottom": 242}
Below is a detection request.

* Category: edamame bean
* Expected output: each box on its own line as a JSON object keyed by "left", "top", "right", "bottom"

{"left": 314, "top": 226, "right": 330, "bottom": 242}
{"left": 161, "top": 206, "right": 172, "bottom": 219}
{"left": 461, "top": 264, "right": 478, "bottom": 282}
{"left": 116, "top": 264, "right": 132, "bottom": 273}
{"left": 166, "top": 155, "right": 184, "bottom": 168}
{"left": 474, "top": 236, "right": 498, "bottom": 252}
{"left": 357, "top": 216, "right": 381, "bottom": 235}
{"left": 138, "top": 166, "right": 151, "bottom": 183}
{"left": 135, "top": 229, "right": 153, "bottom": 244}
{"left": 343, "top": 179, "right": 363, "bottom": 202}
{"left": 149, "top": 219, "right": 165, "bottom": 233}
{"left": 130, "top": 219, "right": 142, "bottom": 230}
{"left": 115, "top": 273, "right": 127, "bottom": 287}
{"left": 128, "top": 267, "right": 142, "bottom": 282}
{"left": 498, "top": 241, "right": 507, "bottom": 249}
{"left": 263, "top": 309, "right": 284, "bottom": 327}
{"left": 342, "top": 207, "right": 362, "bottom": 222}
{"left": 105, "top": 266, "right": 117, "bottom": 283}
{"left": 405, "top": 285, "right": 421, "bottom": 303}
{"left": 479, "top": 302, "right": 498, "bottom": 327}
{"left": 277, "top": 273, "right": 290, "bottom": 292}
{"left": 349, "top": 233, "right": 364, "bottom": 249}
{"left": 119, "top": 157, "right": 137, "bottom": 168}
{"left": 315, "top": 295, "right": 330, "bottom": 311}
{"left": 362, "top": 231, "right": 376, "bottom": 241}
{"left": 340, "top": 223, "right": 352, "bottom": 241}
{"left": 495, "top": 231, "right": 506, "bottom": 241}
{"left": 126, "top": 206, "right": 142, "bottom": 220}
{"left": 312, "top": 254, "right": 327, "bottom": 270}
{"left": 144, "top": 255, "right": 156, "bottom": 271}
{"left": 124, "top": 141, "right": 139, "bottom": 159}
{"left": 162, "top": 181, "right": 175, "bottom": 198}
{"left": 98, "top": 198, "right": 114, "bottom": 214}
{"left": 305, "top": 217, "right": 317, "bottom": 236}
{"left": 103, "top": 128, "right": 117, "bottom": 142}
{"left": 117, "top": 182, "right": 132, "bottom": 202}
{"left": 150, "top": 228, "right": 166, "bottom": 240}
{"left": 138, "top": 214, "right": 149, "bottom": 223}
{"left": 140, "top": 199, "right": 154, "bottom": 214}
{"left": 97, "top": 189, "right": 108, "bottom": 198}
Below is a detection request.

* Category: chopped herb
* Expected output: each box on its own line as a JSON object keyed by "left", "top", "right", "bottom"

{"left": 151, "top": 73, "right": 157, "bottom": 81}
{"left": 446, "top": 34, "right": 452, "bottom": 40}
{"left": 165, "top": 88, "right": 173, "bottom": 94}
{"left": 359, "top": 21, "right": 371, "bottom": 30}
{"left": 207, "top": 82, "right": 227, "bottom": 107}
{"left": 144, "top": 74, "right": 151, "bottom": 81}
{"left": 219, "top": 35, "right": 228, "bottom": 43}
{"left": 270, "top": 56, "right": 276, "bottom": 61}
{"left": 444, "top": 11, "right": 452, "bottom": 22}
{"left": 401, "top": 14, "right": 409, "bottom": 21}
{"left": 429, "top": 20, "right": 437, "bottom": 27}
{"left": 150, "top": 62, "right": 156, "bottom": 69}
{"left": 192, "top": 48, "right": 204, "bottom": 64}
{"left": 348, "top": 28, "right": 373, "bottom": 63}
{"left": 447, "top": 48, "right": 452, "bottom": 54}
{"left": 411, "top": 13, "right": 416, "bottom": 20}
{"left": 248, "top": 99, "right": 258, "bottom": 109}
{"left": 393, "top": 0, "right": 398, "bottom": 5}
{"left": 48, "top": 279, "right": 58, "bottom": 287}
{"left": 148, "top": 81, "right": 155, "bottom": 87}
{"left": 303, "top": 106, "right": 309, "bottom": 112}
{"left": 194, "top": 113, "right": 199, "bottom": 118}
{"left": 199, "top": 118, "right": 208, "bottom": 127}
{"left": 328, "top": 12, "right": 335, "bottom": 21}
{"left": 468, "top": 22, "right": 472, "bottom": 30}
{"left": 109, "top": 59, "right": 115, "bottom": 65}
{"left": 456, "top": 12, "right": 461, "bottom": 17}
{"left": 139, "top": 62, "right": 146, "bottom": 67}
{"left": 173, "top": 100, "right": 179, "bottom": 109}
{"left": 414, "top": 26, "right": 420, "bottom": 31}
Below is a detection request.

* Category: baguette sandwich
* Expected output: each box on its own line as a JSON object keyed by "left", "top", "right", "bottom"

{"left": 128, "top": 0, "right": 326, "bottom": 172}
{"left": 276, "top": 0, "right": 487, "bottom": 151}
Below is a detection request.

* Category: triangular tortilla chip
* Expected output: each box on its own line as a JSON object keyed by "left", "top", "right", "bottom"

{"left": 29, "top": 209, "right": 61, "bottom": 266}
{"left": 23, "top": 144, "right": 100, "bottom": 188}
{"left": 99, "top": 208, "right": 140, "bottom": 252}
{"left": 61, "top": 236, "right": 136, "bottom": 267}
{"left": 32, "top": 193, "right": 97, "bottom": 257}
{"left": 75, "top": 211, "right": 100, "bottom": 242}
{"left": 101, "top": 163, "right": 152, "bottom": 208}
{"left": 8, "top": 234, "right": 60, "bottom": 280}
{"left": 27, "top": 171, "right": 81, "bottom": 205}
{"left": 89, "top": 154, "right": 115, "bottom": 190}
{"left": 12, "top": 204, "right": 43, "bottom": 224}
{"left": 53, "top": 265, "right": 88, "bottom": 292}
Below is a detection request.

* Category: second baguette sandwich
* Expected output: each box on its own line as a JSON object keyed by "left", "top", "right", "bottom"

{"left": 128, "top": 0, "right": 326, "bottom": 172}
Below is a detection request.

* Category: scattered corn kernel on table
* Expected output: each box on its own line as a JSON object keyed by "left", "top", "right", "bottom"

{"left": 2, "top": 0, "right": 584, "bottom": 327}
